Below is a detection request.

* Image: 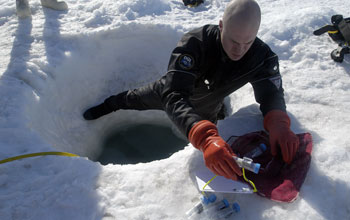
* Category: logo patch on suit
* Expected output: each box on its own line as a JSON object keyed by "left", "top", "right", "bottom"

{"left": 178, "top": 54, "right": 194, "bottom": 70}
{"left": 269, "top": 76, "right": 282, "bottom": 89}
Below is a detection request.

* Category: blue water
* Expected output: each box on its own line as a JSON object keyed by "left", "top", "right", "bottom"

{"left": 96, "top": 123, "right": 188, "bottom": 165}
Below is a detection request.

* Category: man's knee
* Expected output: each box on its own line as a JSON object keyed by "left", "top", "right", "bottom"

{"left": 125, "top": 85, "right": 163, "bottom": 110}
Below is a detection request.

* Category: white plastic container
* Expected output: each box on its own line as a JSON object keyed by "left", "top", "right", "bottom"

{"left": 233, "top": 156, "right": 261, "bottom": 174}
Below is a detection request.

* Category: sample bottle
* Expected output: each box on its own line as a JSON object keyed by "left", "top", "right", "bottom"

{"left": 203, "top": 198, "right": 230, "bottom": 214}
{"left": 216, "top": 202, "right": 240, "bottom": 219}
{"left": 204, "top": 200, "right": 240, "bottom": 219}
{"left": 244, "top": 143, "right": 267, "bottom": 159}
{"left": 186, "top": 194, "right": 217, "bottom": 219}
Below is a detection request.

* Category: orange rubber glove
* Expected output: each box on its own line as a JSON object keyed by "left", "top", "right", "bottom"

{"left": 188, "top": 120, "right": 242, "bottom": 180}
{"left": 264, "top": 110, "right": 299, "bottom": 164}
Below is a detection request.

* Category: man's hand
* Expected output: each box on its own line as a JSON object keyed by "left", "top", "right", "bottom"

{"left": 83, "top": 92, "right": 128, "bottom": 120}
{"left": 83, "top": 102, "right": 112, "bottom": 120}
{"left": 264, "top": 110, "right": 299, "bottom": 164}
{"left": 188, "top": 120, "right": 242, "bottom": 180}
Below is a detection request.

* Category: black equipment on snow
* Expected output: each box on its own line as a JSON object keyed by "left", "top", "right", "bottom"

{"left": 314, "top": 15, "right": 350, "bottom": 63}
{"left": 183, "top": 0, "right": 204, "bottom": 7}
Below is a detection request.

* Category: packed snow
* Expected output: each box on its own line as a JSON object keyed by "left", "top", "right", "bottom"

{"left": 0, "top": 0, "right": 349, "bottom": 219}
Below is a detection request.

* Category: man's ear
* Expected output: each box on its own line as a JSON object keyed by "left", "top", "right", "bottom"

{"left": 219, "top": 20, "right": 224, "bottom": 33}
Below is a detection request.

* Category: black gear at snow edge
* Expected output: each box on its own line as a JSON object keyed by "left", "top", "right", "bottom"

{"left": 183, "top": 0, "right": 204, "bottom": 7}
{"left": 314, "top": 14, "right": 350, "bottom": 63}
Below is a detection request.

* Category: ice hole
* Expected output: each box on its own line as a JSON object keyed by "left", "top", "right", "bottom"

{"left": 96, "top": 123, "right": 188, "bottom": 165}
{"left": 24, "top": 23, "right": 184, "bottom": 163}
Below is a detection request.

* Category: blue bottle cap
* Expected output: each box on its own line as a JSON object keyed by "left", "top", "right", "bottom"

{"left": 232, "top": 202, "right": 240, "bottom": 212}
{"left": 201, "top": 194, "right": 217, "bottom": 205}
{"left": 222, "top": 199, "right": 230, "bottom": 208}
{"left": 208, "top": 194, "right": 217, "bottom": 203}
{"left": 259, "top": 143, "right": 267, "bottom": 152}
{"left": 253, "top": 163, "right": 261, "bottom": 174}
{"left": 201, "top": 196, "right": 210, "bottom": 205}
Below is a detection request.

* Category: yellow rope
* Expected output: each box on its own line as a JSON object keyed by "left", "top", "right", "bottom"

{"left": 242, "top": 168, "right": 258, "bottom": 192}
{"left": 201, "top": 175, "right": 218, "bottom": 195}
{"left": 2, "top": 152, "right": 258, "bottom": 193}
{"left": 201, "top": 168, "right": 258, "bottom": 194}
{"left": 0, "top": 152, "right": 79, "bottom": 165}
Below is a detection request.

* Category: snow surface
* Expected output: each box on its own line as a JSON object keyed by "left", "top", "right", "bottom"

{"left": 0, "top": 0, "right": 350, "bottom": 219}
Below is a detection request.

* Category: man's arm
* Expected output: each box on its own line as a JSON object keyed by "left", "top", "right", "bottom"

{"left": 160, "top": 28, "right": 209, "bottom": 135}
{"left": 160, "top": 29, "right": 242, "bottom": 179}
{"left": 251, "top": 54, "right": 286, "bottom": 115}
{"left": 251, "top": 53, "right": 299, "bottom": 164}
{"left": 160, "top": 70, "right": 202, "bottom": 135}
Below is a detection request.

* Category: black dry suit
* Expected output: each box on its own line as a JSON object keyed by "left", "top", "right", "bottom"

{"left": 120, "top": 25, "right": 286, "bottom": 136}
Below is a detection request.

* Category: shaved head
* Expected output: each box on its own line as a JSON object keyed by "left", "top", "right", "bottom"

{"left": 219, "top": 0, "right": 261, "bottom": 61}
{"left": 222, "top": 0, "right": 261, "bottom": 31}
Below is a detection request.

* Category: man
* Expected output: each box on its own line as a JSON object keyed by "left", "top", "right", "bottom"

{"left": 16, "top": 0, "right": 68, "bottom": 19}
{"left": 83, "top": 0, "right": 299, "bottom": 180}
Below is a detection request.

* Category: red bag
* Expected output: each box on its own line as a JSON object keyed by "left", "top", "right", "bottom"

{"left": 229, "top": 131, "right": 313, "bottom": 202}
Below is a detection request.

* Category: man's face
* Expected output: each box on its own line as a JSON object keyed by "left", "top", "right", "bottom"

{"left": 219, "top": 20, "right": 258, "bottom": 61}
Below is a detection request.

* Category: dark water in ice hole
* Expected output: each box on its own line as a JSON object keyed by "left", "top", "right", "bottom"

{"left": 96, "top": 123, "right": 189, "bottom": 165}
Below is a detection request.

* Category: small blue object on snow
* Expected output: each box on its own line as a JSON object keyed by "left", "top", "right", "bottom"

{"left": 201, "top": 194, "right": 217, "bottom": 205}
{"left": 205, "top": 199, "right": 240, "bottom": 219}
{"left": 185, "top": 194, "right": 217, "bottom": 218}
{"left": 232, "top": 202, "right": 240, "bottom": 212}
{"left": 216, "top": 202, "right": 240, "bottom": 219}
{"left": 185, "top": 194, "right": 242, "bottom": 219}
